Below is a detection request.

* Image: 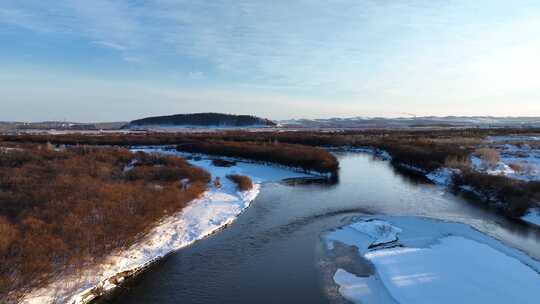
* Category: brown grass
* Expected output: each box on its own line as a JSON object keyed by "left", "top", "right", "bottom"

{"left": 0, "top": 134, "right": 340, "bottom": 175}
{"left": 0, "top": 217, "right": 18, "bottom": 253}
{"left": 0, "top": 144, "right": 210, "bottom": 299}
{"left": 444, "top": 155, "right": 471, "bottom": 170}
{"left": 226, "top": 174, "right": 253, "bottom": 191}
{"left": 475, "top": 148, "right": 500, "bottom": 166}
{"left": 509, "top": 162, "right": 534, "bottom": 175}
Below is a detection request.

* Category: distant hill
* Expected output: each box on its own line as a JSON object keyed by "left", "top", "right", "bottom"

{"left": 127, "top": 113, "right": 277, "bottom": 128}
{"left": 279, "top": 116, "right": 540, "bottom": 129}
{"left": 0, "top": 121, "right": 126, "bottom": 132}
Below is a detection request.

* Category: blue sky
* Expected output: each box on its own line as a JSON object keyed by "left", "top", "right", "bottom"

{"left": 1, "top": 0, "right": 539, "bottom": 122}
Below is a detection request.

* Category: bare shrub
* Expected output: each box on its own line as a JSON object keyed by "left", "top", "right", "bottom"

{"left": 226, "top": 174, "right": 253, "bottom": 191}
{"left": 475, "top": 148, "right": 500, "bottom": 166}
{"left": 509, "top": 162, "right": 535, "bottom": 175}
{"left": 444, "top": 155, "right": 470, "bottom": 170}
{"left": 454, "top": 171, "right": 540, "bottom": 217}
{"left": 177, "top": 141, "right": 339, "bottom": 174}
{"left": 45, "top": 142, "right": 54, "bottom": 151}
{"left": 509, "top": 163, "right": 524, "bottom": 173}
{"left": 0, "top": 217, "right": 18, "bottom": 253}
{"left": 212, "top": 159, "right": 236, "bottom": 167}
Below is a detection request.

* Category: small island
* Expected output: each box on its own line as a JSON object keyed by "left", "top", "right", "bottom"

{"left": 126, "top": 113, "right": 277, "bottom": 129}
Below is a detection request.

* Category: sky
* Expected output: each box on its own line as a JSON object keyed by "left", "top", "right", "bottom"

{"left": 1, "top": 0, "right": 540, "bottom": 122}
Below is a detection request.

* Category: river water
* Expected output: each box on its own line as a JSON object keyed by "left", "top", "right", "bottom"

{"left": 102, "top": 152, "right": 540, "bottom": 304}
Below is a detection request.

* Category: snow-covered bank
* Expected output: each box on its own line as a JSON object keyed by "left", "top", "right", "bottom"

{"left": 324, "top": 216, "right": 540, "bottom": 304}
{"left": 141, "top": 146, "right": 335, "bottom": 178}
{"left": 21, "top": 150, "right": 313, "bottom": 304}
{"left": 522, "top": 209, "right": 540, "bottom": 227}
{"left": 425, "top": 168, "right": 457, "bottom": 186}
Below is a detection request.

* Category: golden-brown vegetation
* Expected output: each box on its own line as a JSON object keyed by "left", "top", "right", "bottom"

{"left": 444, "top": 155, "right": 471, "bottom": 170}
{"left": 2, "top": 128, "right": 539, "bottom": 218}
{"left": 226, "top": 174, "right": 253, "bottom": 191}
{"left": 454, "top": 171, "right": 540, "bottom": 216}
{"left": 475, "top": 148, "right": 500, "bottom": 166}
{"left": 0, "top": 134, "right": 339, "bottom": 175}
{"left": 176, "top": 140, "right": 339, "bottom": 175}
{"left": 0, "top": 144, "right": 210, "bottom": 299}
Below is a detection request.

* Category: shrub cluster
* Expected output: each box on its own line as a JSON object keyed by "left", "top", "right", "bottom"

{"left": 0, "top": 135, "right": 340, "bottom": 175}
{"left": 226, "top": 174, "right": 253, "bottom": 191}
{"left": 176, "top": 140, "right": 339, "bottom": 174}
{"left": 211, "top": 159, "right": 236, "bottom": 167}
{"left": 454, "top": 171, "right": 540, "bottom": 217}
{"left": 0, "top": 144, "right": 209, "bottom": 299}
{"left": 474, "top": 148, "right": 501, "bottom": 166}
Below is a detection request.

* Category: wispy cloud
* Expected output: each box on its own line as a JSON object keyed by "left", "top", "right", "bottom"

{"left": 1, "top": 1, "right": 540, "bottom": 120}
{"left": 94, "top": 40, "right": 128, "bottom": 50}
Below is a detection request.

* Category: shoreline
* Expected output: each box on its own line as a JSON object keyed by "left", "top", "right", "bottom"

{"left": 21, "top": 185, "right": 261, "bottom": 304}
{"left": 20, "top": 151, "right": 314, "bottom": 304}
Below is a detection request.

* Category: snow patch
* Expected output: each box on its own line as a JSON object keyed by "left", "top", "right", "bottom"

{"left": 522, "top": 208, "right": 540, "bottom": 227}
{"left": 325, "top": 219, "right": 401, "bottom": 251}
{"left": 362, "top": 236, "right": 540, "bottom": 304}
{"left": 327, "top": 217, "right": 540, "bottom": 304}
{"left": 472, "top": 137, "right": 540, "bottom": 182}
{"left": 426, "top": 168, "right": 457, "bottom": 186}
{"left": 349, "top": 220, "right": 402, "bottom": 247}
{"left": 122, "top": 159, "right": 137, "bottom": 172}
{"left": 488, "top": 135, "right": 540, "bottom": 142}
{"left": 333, "top": 269, "right": 397, "bottom": 304}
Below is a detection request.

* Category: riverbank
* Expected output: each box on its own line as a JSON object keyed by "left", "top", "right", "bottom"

{"left": 0, "top": 145, "right": 212, "bottom": 303}
{"left": 20, "top": 151, "right": 314, "bottom": 304}
{"left": 342, "top": 146, "right": 540, "bottom": 227}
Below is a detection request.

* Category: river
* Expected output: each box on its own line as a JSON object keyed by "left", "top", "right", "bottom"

{"left": 100, "top": 152, "right": 540, "bottom": 303}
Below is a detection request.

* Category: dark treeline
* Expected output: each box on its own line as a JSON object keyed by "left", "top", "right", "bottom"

{"left": 0, "top": 144, "right": 210, "bottom": 300}
{"left": 128, "top": 113, "right": 276, "bottom": 127}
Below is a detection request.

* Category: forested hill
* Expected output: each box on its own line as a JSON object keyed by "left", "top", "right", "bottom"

{"left": 127, "top": 113, "right": 277, "bottom": 128}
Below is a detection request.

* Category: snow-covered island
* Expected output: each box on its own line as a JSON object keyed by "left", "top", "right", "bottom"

{"left": 323, "top": 216, "right": 540, "bottom": 304}
{"left": 21, "top": 148, "right": 318, "bottom": 304}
